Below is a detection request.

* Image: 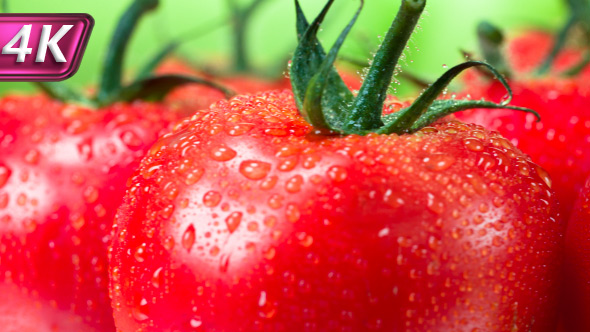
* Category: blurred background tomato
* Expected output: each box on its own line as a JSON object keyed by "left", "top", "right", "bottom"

{"left": 0, "top": 0, "right": 566, "bottom": 96}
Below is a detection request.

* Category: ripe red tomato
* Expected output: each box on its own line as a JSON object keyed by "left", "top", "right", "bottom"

{"left": 0, "top": 95, "right": 179, "bottom": 331}
{"left": 455, "top": 29, "right": 590, "bottom": 217}
{"left": 564, "top": 175, "right": 590, "bottom": 330}
{"left": 108, "top": 90, "right": 563, "bottom": 332}
{"left": 109, "top": 1, "right": 564, "bottom": 330}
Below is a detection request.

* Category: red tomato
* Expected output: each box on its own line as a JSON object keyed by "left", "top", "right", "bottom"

{"left": 0, "top": 95, "right": 179, "bottom": 331}
{"left": 455, "top": 30, "right": 590, "bottom": 217}
{"left": 109, "top": 90, "right": 563, "bottom": 331}
{"left": 564, "top": 175, "right": 590, "bottom": 330}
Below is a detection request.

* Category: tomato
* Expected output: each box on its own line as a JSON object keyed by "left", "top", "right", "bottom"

{"left": 109, "top": 1, "right": 564, "bottom": 331}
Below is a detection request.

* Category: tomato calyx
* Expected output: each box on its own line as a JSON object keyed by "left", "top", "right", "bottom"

{"left": 472, "top": 19, "right": 590, "bottom": 78}
{"left": 36, "top": 0, "right": 233, "bottom": 108}
{"left": 291, "top": 0, "right": 538, "bottom": 136}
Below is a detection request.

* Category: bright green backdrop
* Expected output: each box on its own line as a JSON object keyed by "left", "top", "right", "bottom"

{"left": 0, "top": 0, "right": 566, "bottom": 96}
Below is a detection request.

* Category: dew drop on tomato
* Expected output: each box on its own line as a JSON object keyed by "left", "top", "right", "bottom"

{"left": 132, "top": 297, "right": 149, "bottom": 321}
{"left": 182, "top": 224, "right": 196, "bottom": 252}
{"left": 209, "top": 145, "right": 237, "bottom": 161}
{"left": 151, "top": 267, "right": 163, "bottom": 289}
{"left": 225, "top": 212, "right": 242, "bottom": 233}
{"left": 134, "top": 243, "right": 146, "bottom": 262}
{"left": 0, "top": 165, "right": 12, "bottom": 188}
{"left": 203, "top": 191, "right": 221, "bottom": 207}
{"left": 239, "top": 160, "right": 271, "bottom": 180}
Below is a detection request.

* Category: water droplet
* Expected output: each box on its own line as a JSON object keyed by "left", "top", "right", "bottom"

{"left": 247, "top": 222, "right": 259, "bottom": 232}
{"left": 210, "top": 246, "right": 220, "bottom": 257}
{"left": 426, "top": 193, "right": 444, "bottom": 214}
{"left": 423, "top": 154, "right": 455, "bottom": 171}
{"left": 327, "top": 166, "right": 348, "bottom": 182}
{"left": 185, "top": 168, "right": 204, "bottom": 185}
{"left": 0, "top": 165, "right": 11, "bottom": 188}
{"left": 264, "top": 247, "right": 276, "bottom": 260}
{"left": 286, "top": 204, "right": 301, "bottom": 223}
{"left": 134, "top": 243, "right": 147, "bottom": 262}
{"left": 120, "top": 130, "right": 143, "bottom": 149}
{"left": 71, "top": 213, "right": 85, "bottom": 230}
{"left": 190, "top": 317, "right": 203, "bottom": 329}
{"left": 383, "top": 189, "right": 405, "bottom": 208}
{"left": 296, "top": 232, "right": 314, "bottom": 247}
{"left": 77, "top": 138, "right": 93, "bottom": 161}
{"left": 277, "top": 156, "right": 298, "bottom": 171}
{"left": 83, "top": 186, "right": 99, "bottom": 203}
{"left": 182, "top": 224, "right": 196, "bottom": 252}
{"left": 151, "top": 267, "right": 163, "bottom": 288}
{"left": 268, "top": 194, "right": 283, "bottom": 209}
{"left": 285, "top": 175, "right": 303, "bottom": 193}
{"left": 24, "top": 149, "right": 40, "bottom": 164}
{"left": 258, "top": 291, "right": 277, "bottom": 319}
{"left": 260, "top": 176, "right": 278, "bottom": 190}
{"left": 203, "top": 191, "right": 221, "bottom": 207}
{"left": 209, "top": 145, "right": 236, "bottom": 161}
{"left": 239, "top": 160, "right": 271, "bottom": 180}
{"left": 163, "top": 236, "right": 175, "bottom": 251}
{"left": 534, "top": 164, "right": 552, "bottom": 188}
{"left": 132, "top": 297, "right": 149, "bottom": 321}
{"left": 225, "top": 212, "right": 243, "bottom": 233}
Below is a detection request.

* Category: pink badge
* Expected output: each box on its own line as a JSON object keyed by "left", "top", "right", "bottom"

{"left": 0, "top": 14, "right": 93, "bottom": 81}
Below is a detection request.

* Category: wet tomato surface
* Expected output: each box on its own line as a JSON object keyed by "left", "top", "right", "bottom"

{"left": 109, "top": 90, "right": 563, "bottom": 332}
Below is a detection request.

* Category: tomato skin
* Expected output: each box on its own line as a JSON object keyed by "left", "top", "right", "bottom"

{"left": 109, "top": 90, "right": 563, "bottom": 332}
{"left": 564, "top": 176, "right": 590, "bottom": 331}
{"left": 0, "top": 95, "right": 179, "bottom": 332}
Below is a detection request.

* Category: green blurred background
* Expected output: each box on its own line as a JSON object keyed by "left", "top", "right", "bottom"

{"left": 1, "top": 0, "right": 566, "bottom": 96}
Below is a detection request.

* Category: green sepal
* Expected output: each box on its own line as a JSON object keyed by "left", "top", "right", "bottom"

{"left": 103, "top": 74, "right": 235, "bottom": 105}
{"left": 346, "top": 0, "right": 425, "bottom": 132}
{"left": 97, "top": 0, "right": 159, "bottom": 104}
{"left": 378, "top": 61, "right": 539, "bottom": 134}
{"left": 35, "top": 82, "right": 96, "bottom": 107}
{"left": 301, "top": 1, "right": 363, "bottom": 131}
{"left": 290, "top": 0, "right": 354, "bottom": 127}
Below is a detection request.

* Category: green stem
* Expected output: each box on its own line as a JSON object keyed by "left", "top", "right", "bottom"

{"left": 537, "top": 15, "right": 577, "bottom": 75}
{"left": 290, "top": 0, "right": 536, "bottom": 136}
{"left": 345, "top": 0, "right": 425, "bottom": 132}
{"left": 226, "top": 0, "right": 271, "bottom": 72}
{"left": 477, "top": 21, "right": 510, "bottom": 78}
{"left": 97, "top": 0, "right": 159, "bottom": 104}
